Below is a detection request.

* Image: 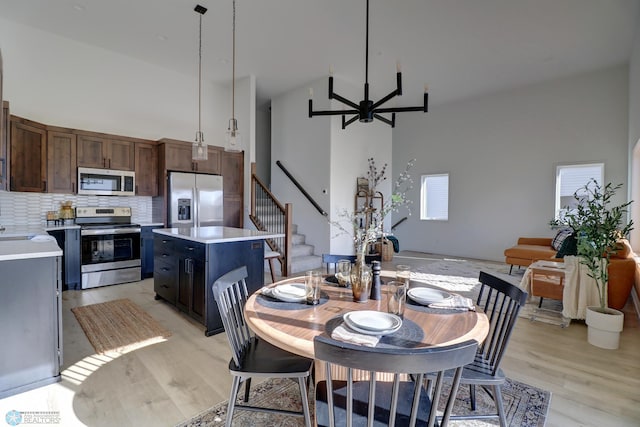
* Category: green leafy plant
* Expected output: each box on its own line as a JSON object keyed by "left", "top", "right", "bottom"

{"left": 550, "top": 179, "right": 633, "bottom": 312}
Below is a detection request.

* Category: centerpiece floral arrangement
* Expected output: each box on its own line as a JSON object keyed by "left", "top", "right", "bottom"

{"left": 331, "top": 157, "right": 415, "bottom": 261}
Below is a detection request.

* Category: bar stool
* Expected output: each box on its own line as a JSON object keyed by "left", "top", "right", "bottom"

{"left": 265, "top": 250, "right": 280, "bottom": 283}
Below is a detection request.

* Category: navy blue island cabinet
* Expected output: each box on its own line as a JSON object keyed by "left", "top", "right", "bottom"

{"left": 153, "top": 227, "right": 283, "bottom": 336}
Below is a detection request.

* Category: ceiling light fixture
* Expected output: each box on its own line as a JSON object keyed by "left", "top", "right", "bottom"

{"left": 192, "top": 4, "right": 208, "bottom": 161}
{"left": 224, "top": 0, "right": 242, "bottom": 152}
{"left": 308, "top": 0, "right": 428, "bottom": 129}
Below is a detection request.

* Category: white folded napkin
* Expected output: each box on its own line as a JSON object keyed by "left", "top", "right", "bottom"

{"left": 331, "top": 323, "right": 380, "bottom": 347}
{"left": 429, "top": 294, "right": 476, "bottom": 311}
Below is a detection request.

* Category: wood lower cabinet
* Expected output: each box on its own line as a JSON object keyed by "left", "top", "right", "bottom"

{"left": 135, "top": 142, "right": 158, "bottom": 196}
{"left": 10, "top": 117, "right": 47, "bottom": 192}
{"left": 47, "top": 130, "right": 77, "bottom": 194}
{"left": 141, "top": 225, "right": 162, "bottom": 278}
{"left": 175, "top": 240, "right": 206, "bottom": 323}
{"left": 153, "top": 234, "right": 264, "bottom": 336}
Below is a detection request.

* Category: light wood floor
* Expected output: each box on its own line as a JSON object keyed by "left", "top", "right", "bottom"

{"left": 0, "top": 254, "right": 638, "bottom": 426}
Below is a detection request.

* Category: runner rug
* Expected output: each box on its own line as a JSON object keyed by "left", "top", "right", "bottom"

{"left": 71, "top": 298, "right": 172, "bottom": 355}
{"left": 178, "top": 376, "right": 550, "bottom": 427}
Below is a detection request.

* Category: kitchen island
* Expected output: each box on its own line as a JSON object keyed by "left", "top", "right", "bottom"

{"left": 153, "top": 226, "right": 283, "bottom": 336}
{"left": 0, "top": 235, "right": 63, "bottom": 398}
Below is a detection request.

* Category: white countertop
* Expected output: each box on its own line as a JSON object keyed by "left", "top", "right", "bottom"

{"left": 153, "top": 226, "right": 285, "bottom": 244}
{"left": 0, "top": 237, "right": 62, "bottom": 261}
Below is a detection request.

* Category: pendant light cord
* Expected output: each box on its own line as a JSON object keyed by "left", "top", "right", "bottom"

{"left": 365, "top": 0, "right": 369, "bottom": 88}
{"left": 198, "top": 12, "right": 203, "bottom": 136}
{"left": 232, "top": 0, "right": 236, "bottom": 124}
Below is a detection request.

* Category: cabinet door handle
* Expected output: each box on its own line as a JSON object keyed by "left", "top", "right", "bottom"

{"left": 103, "top": 157, "right": 107, "bottom": 168}
{"left": 43, "top": 180, "right": 47, "bottom": 192}
{"left": 186, "top": 246, "right": 195, "bottom": 251}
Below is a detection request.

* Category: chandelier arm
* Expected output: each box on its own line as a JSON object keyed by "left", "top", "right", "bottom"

{"left": 343, "top": 115, "right": 360, "bottom": 129}
{"left": 329, "top": 92, "right": 360, "bottom": 110}
{"left": 310, "top": 108, "right": 359, "bottom": 117}
{"left": 371, "top": 89, "right": 400, "bottom": 111}
{"left": 373, "top": 114, "right": 394, "bottom": 127}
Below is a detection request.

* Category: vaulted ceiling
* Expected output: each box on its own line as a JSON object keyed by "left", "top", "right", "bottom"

{"left": 1, "top": 0, "right": 638, "bottom": 108}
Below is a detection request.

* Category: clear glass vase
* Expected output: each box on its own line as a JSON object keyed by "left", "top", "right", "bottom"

{"left": 350, "top": 255, "right": 372, "bottom": 303}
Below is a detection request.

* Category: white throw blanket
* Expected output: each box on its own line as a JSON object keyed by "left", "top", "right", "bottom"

{"left": 520, "top": 256, "right": 601, "bottom": 319}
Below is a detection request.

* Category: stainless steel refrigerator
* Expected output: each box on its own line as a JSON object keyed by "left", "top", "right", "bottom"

{"left": 168, "top": 172, "right": 223, "bottom": 227}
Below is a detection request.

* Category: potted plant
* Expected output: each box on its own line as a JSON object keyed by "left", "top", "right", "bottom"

{"left": 552, "top": 179, "right": 633, "bottom": 349}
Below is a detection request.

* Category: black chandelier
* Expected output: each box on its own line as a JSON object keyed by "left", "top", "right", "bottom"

{"left": 308, "top": 0, "right": 428, "bottom": 129}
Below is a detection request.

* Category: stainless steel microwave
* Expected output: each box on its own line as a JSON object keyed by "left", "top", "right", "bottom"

{"left": 77, "top": 167, "right": 136, "bottom": 196}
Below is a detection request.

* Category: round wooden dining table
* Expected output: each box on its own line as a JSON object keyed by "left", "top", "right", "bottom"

{"left": 244, "top": 276, "right": 489, "bottom": 359}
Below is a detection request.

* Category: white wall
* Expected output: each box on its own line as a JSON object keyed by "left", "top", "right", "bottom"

{"left": 271, "top": 80, "right": 332, "bottom": 254}
{"left": 329, "top": 98, "right": 391, "bottom": 254}
{"left": 393, "top": 65, "right": 630, "bottom": 262}
{"left": 271, "top": 77, "right": 392, "bottom": 256}
{"left": 628, "top": 13, "right": 640, "bottom": 249}
{"left": 0, "top": 17, "right": 230, "bottom": 142}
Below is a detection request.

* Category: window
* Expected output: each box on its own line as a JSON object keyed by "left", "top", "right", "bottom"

{"left": 420, "top": 174, "right": 449, "bottom": 220}
{"left": 555, "top": 163, "right": 604, "bottom": 219}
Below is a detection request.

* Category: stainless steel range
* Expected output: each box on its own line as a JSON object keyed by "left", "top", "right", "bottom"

{"left": 75, "top": 207, "right": 141, "bottom": 289}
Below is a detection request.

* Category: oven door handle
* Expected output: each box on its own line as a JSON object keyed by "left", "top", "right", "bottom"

{"left": 81, "top": 228, "right": 141, "bottom": 236}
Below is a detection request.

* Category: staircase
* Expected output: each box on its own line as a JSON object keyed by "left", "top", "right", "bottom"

{"left": 288, "top": 224, "right": 322, "bottom": 274}
{"left": 250, "top": 163, "right": 322, "bottom": 277}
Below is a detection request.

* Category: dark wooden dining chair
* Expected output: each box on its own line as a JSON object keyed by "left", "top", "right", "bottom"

{"left": 321, "top": 253, "right": 382, "bottom": 274}
{"left": 441, "top": 271, "right": 528, "bottom": 427}
{"left": 212, "top": 266, "right": 313, "bottom": 427}
{"left": 313, "top": 335, "right": 478, "bottom": 427}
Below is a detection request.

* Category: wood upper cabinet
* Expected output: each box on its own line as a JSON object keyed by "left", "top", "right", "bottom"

{"left": 161, "top": 140, "right": 195, "bottom": 172}
{"left": 135, "top": 142, "right": 158, "bottom": 196}
{"left": 77, "top": 134, "right": 134, "bottom": 171}
{"left": 159, "top": 139, "right": 220, "bottom": 174}
{"left": 197, "top": 146, "right": 222, "bottom": 174}
{"left": 47, "top": 130, "right": 77, "bottom": 194}
{"left": 10, "top": 117, "right": 47, "bottom": 192}
{"left": 222, "top": 150, "right": 244, "bottom": 227}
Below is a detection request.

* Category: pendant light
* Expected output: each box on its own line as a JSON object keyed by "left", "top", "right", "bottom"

{"left": 224, "top": 0, "right": 242, "bottom": 152}
{"left": 308, "top": 0, "right": 428, "bottom": 129}
{"left": 193, "top": 4, "right": 208, "bottom": 161}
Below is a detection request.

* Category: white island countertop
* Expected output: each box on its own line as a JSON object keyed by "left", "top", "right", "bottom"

{"left": 153, "top": 226, "right": 284, "bottom": 244}
{"left": 0, "top": 236, "right": 62, "bottom": 261}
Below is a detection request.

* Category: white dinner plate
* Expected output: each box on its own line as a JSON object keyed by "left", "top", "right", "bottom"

{"left": 407, "top": 288, "right": 453, "bottom": 305}
{"left": 272, "top": 283, "right": 307, "bottom": 302}
{"left": 343, "top": 311, "right": 402, "bottom": 333}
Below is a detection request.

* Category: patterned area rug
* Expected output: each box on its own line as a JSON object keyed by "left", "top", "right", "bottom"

{"left": 396, "top": 255, "right": 567, "bottom": 327}
{"left": 178, "top": 376, "right": 550, "bottom": 427}
{"left": 71, "top": 298, "right": 172, "bottom": 354}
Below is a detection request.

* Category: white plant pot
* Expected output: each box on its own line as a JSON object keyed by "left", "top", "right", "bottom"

{"left": 585, "top": 306, "right": 624, "bottom": 350}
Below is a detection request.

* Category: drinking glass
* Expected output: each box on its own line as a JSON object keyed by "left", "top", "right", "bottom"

{"left": 396, "top": 265, "right": 411, "bottom": 287}
{"left": 305, "top": 271, "right": 321, "bottom": 305}
{"left": 336, "top": 259, "right": 352, "bottom": 287}
{"left": 387, "top": 280, "right": 407, "bottom": 318}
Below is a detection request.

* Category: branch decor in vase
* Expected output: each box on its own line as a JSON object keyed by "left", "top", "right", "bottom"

{"left": 331, "top": 158, "right": 415, "bottom": 302}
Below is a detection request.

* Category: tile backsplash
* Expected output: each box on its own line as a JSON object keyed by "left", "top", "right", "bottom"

{"left": 0, "top": 191, "right": 154, "bottom": 228}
